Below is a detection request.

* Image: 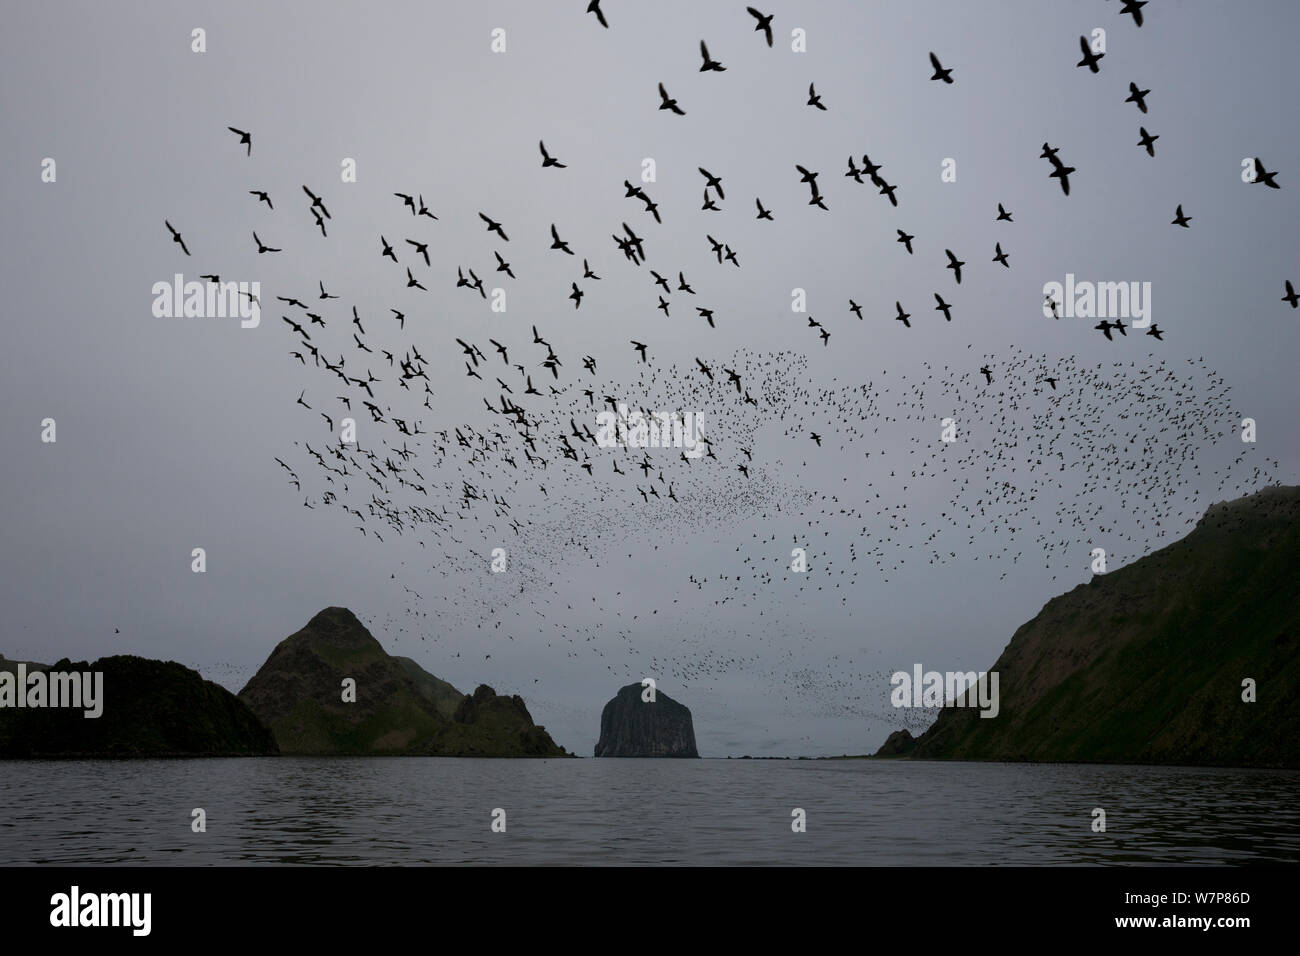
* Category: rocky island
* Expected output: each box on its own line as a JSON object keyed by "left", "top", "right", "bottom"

{"left": 594, "top": 681, "right": 699, "bottom": 757}
{"left": 238, "top": 606, "right": 568, "bottom": 756}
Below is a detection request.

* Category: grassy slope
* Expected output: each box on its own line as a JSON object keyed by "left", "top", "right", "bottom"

{"left": 908, "top": 486, "right": 1300, "bottom": 767}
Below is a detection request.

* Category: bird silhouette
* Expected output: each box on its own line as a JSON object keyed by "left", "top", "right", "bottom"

{"left": 227, "top": 126, "right": 251, "bottom": 155}
{"left": 699, "top": 40, "right": 725, "bottom": 72}
{"left": 747, "top": 7, "right": 774, "bottom": 47}
{"left": 164, "top": 221, "right": 190, "bottom": 256}
{"left": 1125, "top": 82, "right": 1150, "bottom": 113}
{"left": 1077, "top": 35, "right": 1104, "bottom": 73}
{"left": 929, "top": 52, "right": 954, "bottom": 84}
{"left": 657, "top": 83, "right": 686, "bottom": 115}
{"left": 539, "top": 140, "right": 566, "bottom": 168}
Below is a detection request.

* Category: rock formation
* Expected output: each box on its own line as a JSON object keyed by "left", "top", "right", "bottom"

{"left": 0, "top": 654, "right": 278, "bottom": 757}
{"left": 892, "top": 486, "right": 1300, "bottom": 768}
{"left": 238, "top": 606, "right": 567, "bottom": 756}
{"left": 594, "top": 682, "right": 699, "bottom": 757}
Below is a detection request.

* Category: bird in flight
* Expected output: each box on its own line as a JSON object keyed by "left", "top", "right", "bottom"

{"left": 249, "top": 190, "right": 272, "bottom": 209}
{"left": 303, "top": 185, "right": 330, "bottom": 219}
{"left": 657, "top": 83, "right": 686, "bottom": 115}
{"left": 747, "top": 8, "right": 774, "bottom": 47}
{"left": 929, "top": 52, "right": 954, "bottom": 84}
{"left": 934, "top": 294, "right": 953, "bottom": 322}
{"left": 1146, "top": 323, "right": 1164, "bottom": 340}
{"left": 897, "top": 229, "right": 915, "bottom": 254}
{"left": 1282, "top": 280, "right": 1299, "bottom": 309}
{"left": 992, "top": 242, "right": 1010, "bottom": 268}
{"left": 549, "top": 224, "right": 574, "bottom": 255}
{"left": 996, "top": 203, "right": 1013, "bottom": 222}
{"left": 1044, "top": 376, "right": 1058, "bottom": 390}
{"left": 539, "top": 140, "right": 566, "bottom": 169}
{"left": 1119, "top": 0, "right": 1147, "bottom": 27}
{"left": 1048, "top": 158, "right": 1074, "bottom": 196}
{"left": 945, "top": 249, "right": 965, "bottom": 284}
{"left": 227, "top": 126, "right": 251, "bottom": 155}
{"left": 479, "top": 213, "right": 509, "bottom": 241}
{"left": 253, "top": 231, "right": 280, "bottom": 254}
{"left": 495, "top": 251, "right": 515, "bottom": 279}
{"left": 755, "top": 198, "right": 773, "bottom": 221}
{"left": 807, "top": 83, "right": 827, "bottom": 110}
{"left": 894, "top": 302, "right": 911, "bottom": 328}
{"left": 586, "top": 0, "right": 608, "bottom": 28}
{"left": 849, "top": 300, "right": 863, "bottom": 320}
{"left": 1171, "top": 204, "right": 1192, "bottom": 227}
{"left": 699, "top": 167, "right": 725, "bottom": 199}
{"left": 1137, "top": 126, "right": 1159, "bottom": 157}
{"left": 980, "top": 366, "right": 993, "bottom": 384}
{"left": 405, "top": 239, "right": 430, "bottom": 266}
{"left": 631, "top": 341, "right": 648, "bottom": 363}
{"left": 699, "top": 40, "right": 725, "bottom": 72}
{"left": 1077, "top": 36, "right": 1104, "bottom": 73}
{"left": 164, "top": 221, "right": 190, "bottom": 256}
{"left": 569, "top": 283, "right": 584, "bottom": 309}
{"left": 1125, "top": 82, "right": 1150, "bottom": 113}
{"left": 1251, "top": 157, "right": 1281, "bottom": 189}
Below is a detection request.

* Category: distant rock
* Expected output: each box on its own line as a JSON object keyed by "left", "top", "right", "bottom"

{"left": 907, "top": 486, "right": 1300, "bottom": 768}
{"left": 238, "top": 607, "right": 567, "bottom": 756}
{"left": 874, "top": 729, "right": 916, "bottom": 757}
{"left": 0, "top": 654, "right": 277, "bottom": 757}
{"left": 594, "top": 682, "right": 699, "bottom": 757}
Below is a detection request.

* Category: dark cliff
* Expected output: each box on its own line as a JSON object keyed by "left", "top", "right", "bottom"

{"left": 890, "top": 486, "right": 1300, "bottom": 768}
{"left": 0, "top": 654, "right": 278, "bottom": 757}
{"left": 594, "top": 682, "right": 699, "bottom": 757}
{"left": 238, "top": 607, "right": 567, "bottom": 756}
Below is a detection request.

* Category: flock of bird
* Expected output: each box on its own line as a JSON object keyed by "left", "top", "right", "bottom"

{"left": 161, "top": 3, "right": 1288, "bottom": 734}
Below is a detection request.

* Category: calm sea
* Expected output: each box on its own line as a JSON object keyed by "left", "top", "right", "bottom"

{"left": 1, "top": 758, "right": 1296, "bottom": 865}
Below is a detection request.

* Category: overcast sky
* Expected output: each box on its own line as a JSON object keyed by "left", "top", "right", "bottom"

{"left": 2, "top": 1, "right": 1296, "bottom": 756}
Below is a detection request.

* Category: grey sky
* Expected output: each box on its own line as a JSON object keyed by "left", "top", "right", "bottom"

{"left": 2, "top": 1, "right": 1297, "bottom": 756}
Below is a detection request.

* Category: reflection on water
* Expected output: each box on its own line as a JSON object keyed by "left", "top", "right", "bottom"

{"left": 1, "top": 758, "right": 1297, "bottom": 865}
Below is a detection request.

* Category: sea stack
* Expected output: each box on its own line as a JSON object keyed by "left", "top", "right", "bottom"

{"left": 594, "top": 682, "right": 699, "bottom": 757}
